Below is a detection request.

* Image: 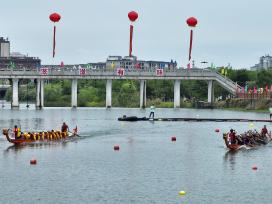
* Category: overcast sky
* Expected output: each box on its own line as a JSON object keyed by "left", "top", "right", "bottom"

{"left": 1, "top": 0, "right": 272, "bottom": 68}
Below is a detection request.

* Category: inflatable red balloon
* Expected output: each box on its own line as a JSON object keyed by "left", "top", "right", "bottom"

{"left": 186, "top": 17, "right": 198, "bottom": 67}
{"left": 49, "top": 13, "right": 61, "bottom": 58}
{"left": 128, "top": 11, "right": 138, "bottom": 22}
{"left": 187, "top": 17, "right": 198, "bottom": 27}
{"left": 128, "top": 11, "right": 139, "bottom": 57}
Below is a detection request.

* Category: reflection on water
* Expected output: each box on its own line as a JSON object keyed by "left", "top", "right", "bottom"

{"left": 2, "top": 139, "right": 81, "bottom": 156}
{"left": 224, "top": 150, "right": 238, "bottom": 170}
{"left": 1, "top": 108, "right": 272, "bottom": 204}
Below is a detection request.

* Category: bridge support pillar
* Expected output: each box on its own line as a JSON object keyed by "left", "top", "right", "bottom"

{"left": 106, "top": 79, "right": 112, "bottom": 108}
{"left": 36, "top": 79, "right": 44, "bottom": 108}
{"left": 12, "top": 78, "right": 19, "bottom": 108}
{"left": 208, "top": 80, "right": 214, "bottom": 103}
{"left": 140, "top": 80, "right": 146, "bottom": 109}
{"left": 71, "top": 79, "right": 78, "bottom": 108}
{"left": 174, "top": 80, "right": 181, "bottom": 108}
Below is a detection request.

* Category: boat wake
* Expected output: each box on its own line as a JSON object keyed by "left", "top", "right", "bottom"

{"left": 236, "top": 145, "right": 251, "bottom": 150}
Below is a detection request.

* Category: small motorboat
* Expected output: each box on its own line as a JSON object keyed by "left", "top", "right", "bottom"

{"left": 2, "top": 128, "right": 78, "bottom": 145}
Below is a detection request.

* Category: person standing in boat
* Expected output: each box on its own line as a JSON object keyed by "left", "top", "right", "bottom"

{"left": 261, "top": 125, "right": 268, "bottom": 137}
{"left": 149, "top": 105, "right": 155, "bottom": 119}
{"left": 61, "top": 122, "right": 69, "bottom": 133}
{"left": 13, "top": 125, "right": 19, "bottom": 139}
{"left": 229, "top": 129, "right": 236, "bottom": 144}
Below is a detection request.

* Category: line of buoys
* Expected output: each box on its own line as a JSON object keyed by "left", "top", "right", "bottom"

{"left": 114, "top": 145, "right": 120, "bottom": 151}
{"left": 171, "top": 136, "right": 176, "bottom": 142}
{"left": 30, "top": 158, "right": 37, "bottom": 165}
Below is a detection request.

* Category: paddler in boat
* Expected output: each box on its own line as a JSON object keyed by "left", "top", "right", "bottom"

{"left": 61, "top": 122, "right": 69, "bottom": 135}
{"left": 229, "top": 129, "right": 237, "bottom": 144}
{"left": 261, "top": 125, "right": 271, "bottom": 140}
{"left": 261, "top": 125, "right": 268, "bottom": 137}
{"left": 13, "top": 125, "right": 19, "bottom": 139}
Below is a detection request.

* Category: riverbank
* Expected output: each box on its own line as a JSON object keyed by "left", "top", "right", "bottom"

{"left": 214, "top": 98, "right": 272, "bottom": 112}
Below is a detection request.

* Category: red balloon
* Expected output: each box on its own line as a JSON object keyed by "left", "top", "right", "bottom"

{"left": 50, "top": 13, "right": 61, "bottom": 23}
{"left": 186, "top": 17, "right": 198, "bottom": 27}
{"left": 128, "top": 11, "right": 138, "bottom": 22}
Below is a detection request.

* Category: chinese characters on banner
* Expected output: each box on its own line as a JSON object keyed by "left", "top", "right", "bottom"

{"left": 156, "top": 68, "right": 164, "bottom": 76}
{"left": 40, "top": 68, "right": 48, "bottom": 75}
{"left": 79, "top": 68, "right": 86, "bottom": 76}
{"left": 117, "top": 68, "right": 125, "bottom": 76}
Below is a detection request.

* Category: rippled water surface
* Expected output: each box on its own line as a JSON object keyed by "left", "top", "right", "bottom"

{"left": 1, "top": 107, "right": 272, "bottom": 204}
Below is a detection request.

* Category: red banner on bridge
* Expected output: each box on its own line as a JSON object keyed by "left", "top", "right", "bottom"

{"left": 79, "top": 68, "right": 86, "bottom": 76}
{"left": 40, "top": 68, "right": 48, "bottom": 75}
{"left": 156, "top": 68, "right": 164, "bottom": 76}
{"left": 117, "top": 68, "right": 125, "bottom": 76}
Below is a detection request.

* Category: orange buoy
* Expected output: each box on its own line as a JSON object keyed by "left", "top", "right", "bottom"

{"left": 30, "top": 158, "right": 37, "bottom": 165}
{"left": 171, "top": 136, "right": 176, "bottom": 142}
{"left": 215, "top": 129, "right": 220, "bottom": 133}
{"left": 252, "top": 166, "right": 258, "bottom": 170}
{"left": 114, "top": 145, "right": 120, "bottom": 151}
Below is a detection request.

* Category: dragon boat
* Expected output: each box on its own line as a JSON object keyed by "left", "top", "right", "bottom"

{"left": 223, "top": 130, "right": 271, "bottom": 151}
{"left": 2, "top": 128, "right": 78, "bottom": 145}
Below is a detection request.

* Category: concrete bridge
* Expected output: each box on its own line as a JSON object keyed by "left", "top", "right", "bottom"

{"left": 0, "top": 67, "right": 241, "bottom": 108}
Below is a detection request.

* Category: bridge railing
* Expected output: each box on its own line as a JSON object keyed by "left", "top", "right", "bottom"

{"left": 214, "top": 71, "right": 242, "bottom": 91}
{"left": 0, "top": 67, "right": 217, "bottom": 77}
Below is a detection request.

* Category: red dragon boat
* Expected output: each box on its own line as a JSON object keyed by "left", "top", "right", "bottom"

{"left": 223, "top": 133, "right": 243, "bottom": 151}
{"left": 223, "top": 131, "right": 271, "bottom": 151}
{"left": 2, "top": 128, "right": 78, "bottom": 145}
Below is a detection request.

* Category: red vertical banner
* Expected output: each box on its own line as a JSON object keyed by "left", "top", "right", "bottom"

{"left": 117, "top": 68, "right": 125, "bottom": 76}
{"left": 129, "top": 25, "right": 133, "bottom": 57}
{"left": 186, "top": 17, "right": 197, "bottom": 67}
{"left": 49, "top": 13, "right": 61, "bottom": 58}
{"left": 188, "top": 29, "right": 193, "bottom": 61}
{"left": 53, "top": 25, "right": 56, "bottom": 58}
{"left": 128, "top": 11, "right": 138, "bottom": 57}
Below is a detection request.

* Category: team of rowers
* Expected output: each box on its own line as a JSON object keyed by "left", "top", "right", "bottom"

{"left": 228, "top": 125, "right": 270, "bottom": 146}
{"left": 12, "top": 122, "right": 70, "bottom": 141}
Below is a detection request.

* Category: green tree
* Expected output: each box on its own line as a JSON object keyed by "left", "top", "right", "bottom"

{"left": 256, "top": 70, "right": 272, "bottom": 87}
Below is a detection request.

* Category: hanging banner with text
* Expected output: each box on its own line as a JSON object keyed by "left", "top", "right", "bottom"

{"left": 79, "top": 68, "right": 86, "bottom": 76}
{"left": 117, "top": 68, "right": 125, "bottom": 76}
{"left": 40, "top": 68, "right": 49, "bottom": 75}
{"left": 156, "top": 68, "right": 164, "bottom": 76}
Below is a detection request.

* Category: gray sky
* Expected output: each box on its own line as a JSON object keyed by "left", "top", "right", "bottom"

{"left": 1, "top": 0, "right": 272, "bottom": 68}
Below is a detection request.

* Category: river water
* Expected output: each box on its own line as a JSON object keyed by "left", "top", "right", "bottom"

{"left": 0, "top": 107, "right": 272, "bottom": 204}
